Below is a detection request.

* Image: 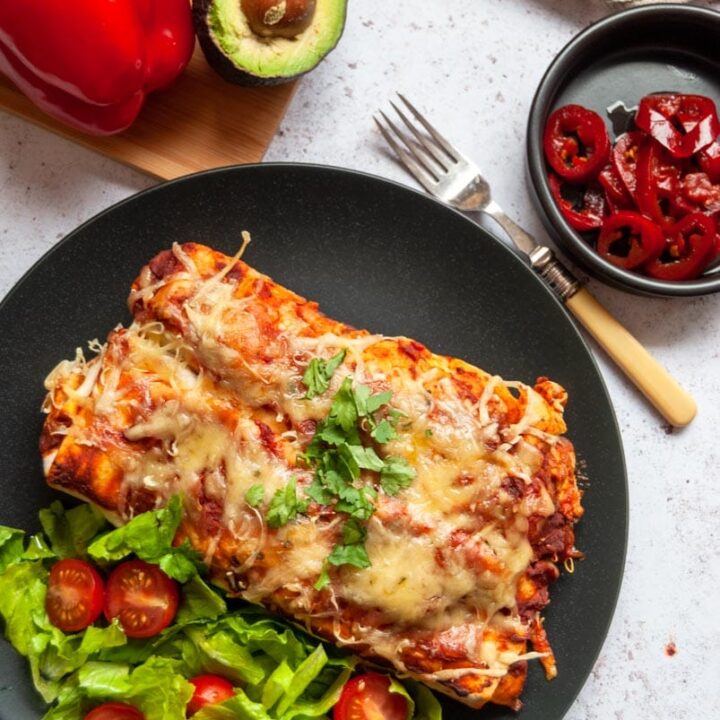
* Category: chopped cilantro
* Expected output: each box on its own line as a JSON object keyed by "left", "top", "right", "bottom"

{"left": 330, "top": 377, "right": 358, "bottom": 432}
{"left": 305, "top": 477, "right": 334, "bottom": 505}
{"left": 320, "top": 469, "right": 346, "bottom": 496}
{"left": 347, "top": 445, "right": 385, "bottom": 472}
{"left": 298, "top": 369, "right": 417, "bottom": 586}
{"left": 380, "top": 457, "right": 416, "bottom": 496}
{"left": 371, "top": 418, "right": 396, "bottom": 444}
{"left": 335, "top": 486, "right": 375, "bottom": 520}
{"left": 315, "top": 421, "right": 346, "bottom": 446}
{"left": 303, "top": 350, "right": 346, "bottom": 399}
{"left": 365, "top": 391, "right": 392, "bottom": 415}
{"left": 314, "top": 565, "right": 331, "bottom": 591}
{"left": 244, "top": 484, "right": 264, "bottom": 508}
{"left": 352, "top": 384, "right": 371, "bottom": 415}
{"left": 341, "top": 518, "right": 367, "bottom": 545}
{"left": 266, "top": 477, "right": 308, "bottom": 529}
{"left": 327, "top": 542, "right": 371, "bottom": 569}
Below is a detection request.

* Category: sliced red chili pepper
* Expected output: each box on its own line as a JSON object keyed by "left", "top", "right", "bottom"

{"left": 644, "top": 213, "right": 716, "bottom": 280}
{"left": 635, "top": 141, "right": 688, "bottom": 228}
{"left": 612, "top": 131, "right": 647, "bottom": 199}
{"left": 598, "top": 164, "right": 633, "bottom": 212}
{"left": 596, "top": 211, "right": 665, "bottom": 269}
{"left": 635, "top": 94, "right": 720, "bottom": 159}
{"left": 544, "top": 105, "right": 611, "bottom": 183}
{"left": 548, "top": 172, "right": 606, "bottom": 231}
{"left": 697, "top": 139, "right": 720, "bottom": 183}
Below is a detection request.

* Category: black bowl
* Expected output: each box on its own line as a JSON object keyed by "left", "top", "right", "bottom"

{"left": 526, "top": 3, "right": 720, "bottom": 297}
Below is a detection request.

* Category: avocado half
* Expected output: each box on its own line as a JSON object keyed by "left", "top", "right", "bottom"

{"left": 193, "top": 0, "right": 348, "bottom": 86}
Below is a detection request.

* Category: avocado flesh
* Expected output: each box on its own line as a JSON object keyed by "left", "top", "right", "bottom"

{"left": 195, "top": 0, "right": 347, "bottom": 85}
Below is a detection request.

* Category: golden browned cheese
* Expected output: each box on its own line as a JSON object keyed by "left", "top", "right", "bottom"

{"left": 41, "top": 243, "right": 583, "bottom": 710}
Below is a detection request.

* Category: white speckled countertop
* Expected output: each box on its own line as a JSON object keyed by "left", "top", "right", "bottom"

{"left": 1, "top": 1, "right": 719, "bottom": 718}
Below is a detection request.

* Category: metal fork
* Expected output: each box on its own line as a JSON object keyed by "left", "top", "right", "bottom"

{"left": 374, "top": 94, "right": 696, "bottom": 427}
{"left": 374, "top": 94, "right": 579, "bottom": 300}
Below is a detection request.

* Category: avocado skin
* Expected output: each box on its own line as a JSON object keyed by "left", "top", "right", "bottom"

{"left": 192, "top": 0, "right": 347, "bottom": 86}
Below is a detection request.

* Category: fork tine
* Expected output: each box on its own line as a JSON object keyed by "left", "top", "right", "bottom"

{"left": 389, "top": 100, "right": 449, "bottom": 171}
{"left": 377, "top": 110, "right": 441, "bottom": 181}
{"left": 396, "top": 93, "right": 459, "bottom": 162}
{"left": 373, "top": 115, "right": 438, "bottom": 193}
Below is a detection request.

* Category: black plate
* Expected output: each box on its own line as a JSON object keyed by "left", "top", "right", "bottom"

{"left": 527, "top": 3, "right": 720, "bottom": 297}
{"left": 0, "top": 164, "right": 627, "bottom": 719}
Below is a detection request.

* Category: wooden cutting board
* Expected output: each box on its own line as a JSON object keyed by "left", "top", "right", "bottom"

{"left": 0, "top": 47, "right": 297, "bottom": 180}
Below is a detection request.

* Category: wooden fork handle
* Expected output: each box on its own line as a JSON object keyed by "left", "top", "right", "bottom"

{"left": 565, "top": 287, "right": 697, "bottom": 427}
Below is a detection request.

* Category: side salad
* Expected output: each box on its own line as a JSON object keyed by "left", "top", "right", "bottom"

{"left": 0, "top": 497, "right": 441, "bottom": 720}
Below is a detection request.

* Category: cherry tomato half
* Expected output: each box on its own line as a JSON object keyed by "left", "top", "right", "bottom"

{"left": 84, "top": 702, "right": 145, "bottom": 720}
{"left": 104, "top": 560, "right": 179, "bottom": 638}
{"left": 596, "top": 212, "right": 665, "bottom": 270}
{"left": 46, "top": 558, "right": 104, "bottom": 633}
{"left": 635, "top": 93, "right": 720, "bottom": 158}
{"left": 543, "top": 105, "right": 611, "bottom": 183}
{"left": 187, "top": 674, "right": 235, "bottom": 715}
{"left": 333, "top": 673, "right": 408, "bottom": 720}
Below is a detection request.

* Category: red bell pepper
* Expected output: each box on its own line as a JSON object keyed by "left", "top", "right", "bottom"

{"left": 0, "top": 0, "right": 194, "bottom": 136}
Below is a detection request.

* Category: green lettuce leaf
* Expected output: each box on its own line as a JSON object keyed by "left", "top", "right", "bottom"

{"left": 23, "top": 533, "right": 57, "bottom": 561}
{"left": 42, "top": 680, "right": 83, "bottom": 720}
{"left": 87, "top": 497, "right": 203, "bottom": 582}
{"left": 175, "top": 575, "right": 228, "bottom": 625}
{"left": 277, "top": 665, "right": 353, "bottom": 720}
{"left": 55, "top": 657, "right": 194, "bottom": 720}
{"left": 185, "top": 627, "right": 266, "bottom": 686}
{"left": 39, "top": 502, "right": 108, "bottom": 559}
{"left": 0, "top": 560, "right": 48, "bottom": 657}
{"left": 193, "top": 690, "right": 272, "bottom": 720}
{"left": 274, "top": 645, "right": 327, "bottom": 715}
{"left": 261, "top": 661, "right": 294, "bottom": 710}
{"left": 207, "top": 611, "right": 312, "bottom": 668}
{"left": 0, "top": 524, "right": 25, "bottom": 571}
{"left": 388, "top": 677, "right": 414, "bottom": 720}
{"left": 30, "top": 622, "right": 127, "bottom": 702}
{"left": 407, "top": 680, "right": 443, "bottom": 720}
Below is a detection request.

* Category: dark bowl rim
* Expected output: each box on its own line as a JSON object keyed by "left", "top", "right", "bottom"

{"left": 526, "top": 2, "right": 720, "bottom": 298}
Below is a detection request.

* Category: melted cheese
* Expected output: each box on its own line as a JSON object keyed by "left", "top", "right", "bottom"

{"left": 339, "top": 520, "right": 476, "bottom": 626}
{"left": 244, "top": 518, "right": 333, "bottom": 602}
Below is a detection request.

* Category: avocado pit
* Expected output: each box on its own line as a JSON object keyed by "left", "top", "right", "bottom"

{"left": 241, "top": 0, "right": 317, "bottom": 39}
